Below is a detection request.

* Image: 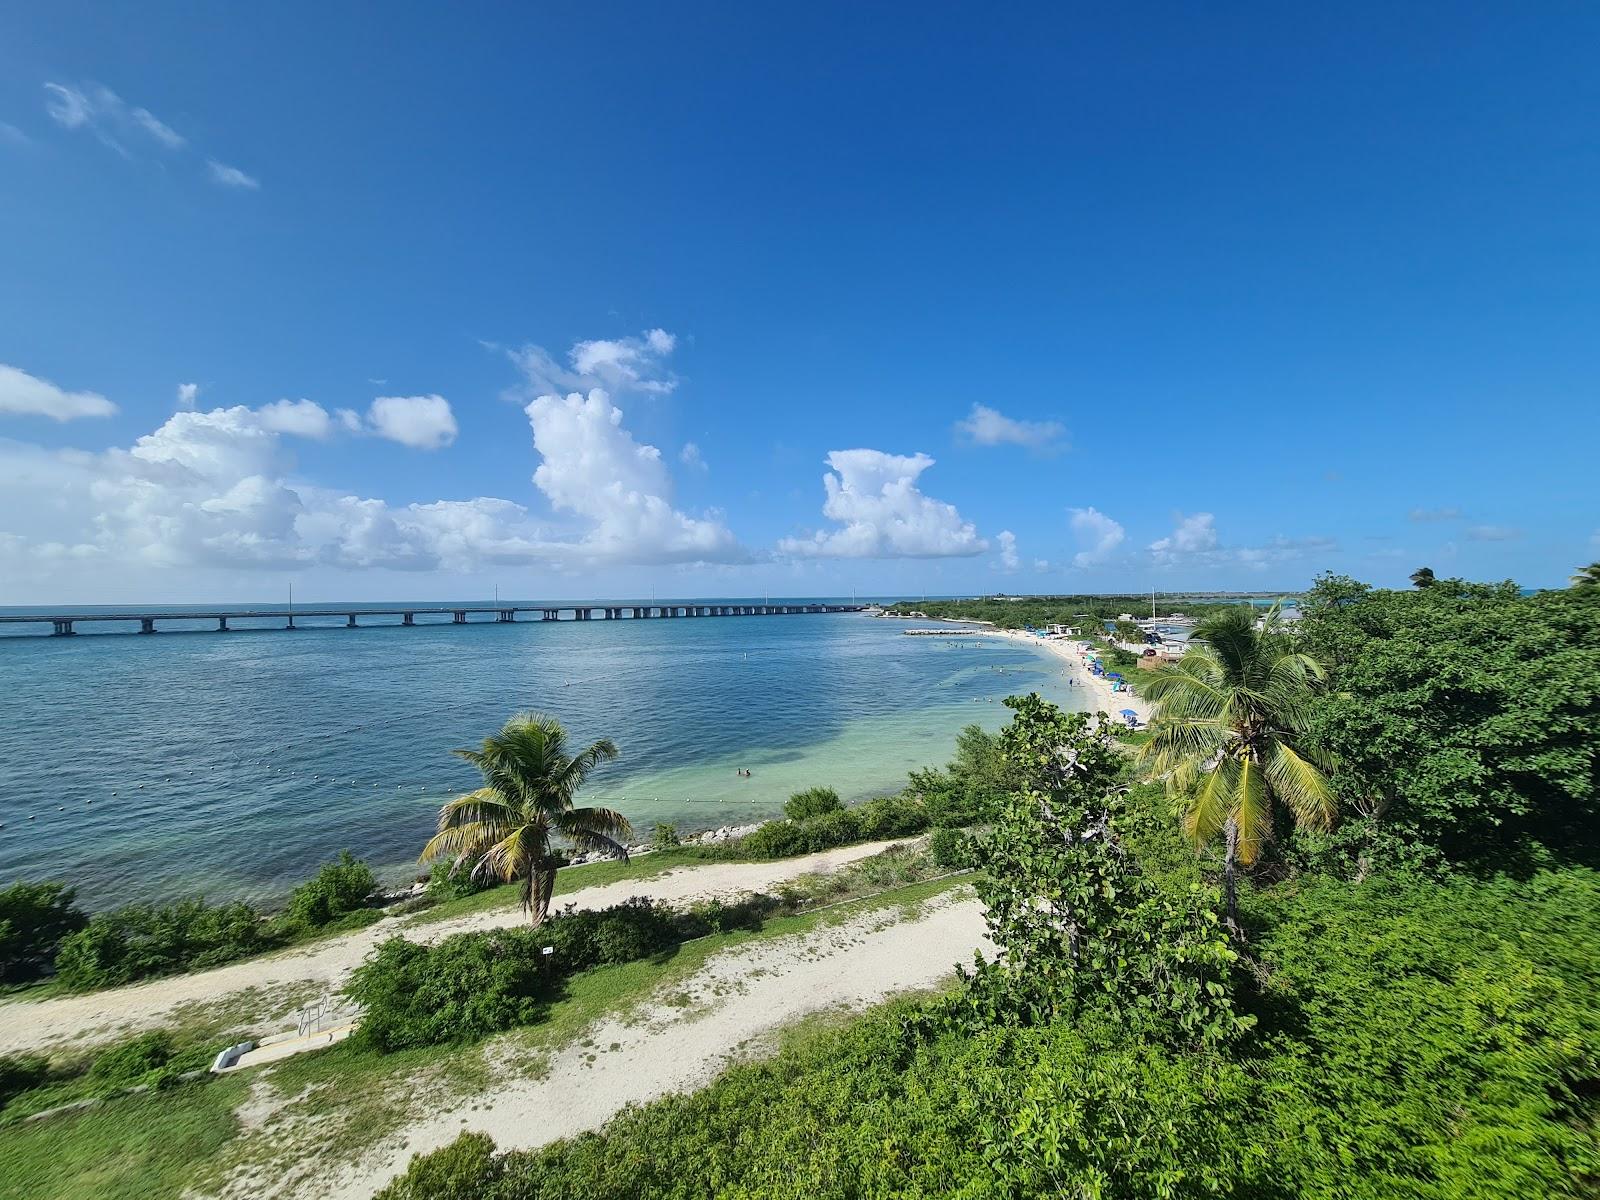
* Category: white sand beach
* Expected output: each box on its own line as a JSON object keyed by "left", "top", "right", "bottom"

{"left": 986, "top": 628, "right": 1154, "bottom": 723}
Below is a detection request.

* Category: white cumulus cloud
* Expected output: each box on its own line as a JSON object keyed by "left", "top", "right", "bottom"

{"left": 0, "top": 363, "right": 117, "bottom": 421}
{"left": 176, "top": 382, "right": 200, "bottom": 410}
{"left": 367, "top": 395, "right": 458, "bottom": 449}
{"left": 680, "top": 442, "right": 707, "bottom": 471}
{"left": 1149, "top": 512, "right": 1219, "bottom": 563}
{"left": 955, "top": 403, "right": 1065, "bottom": 450}
{"left": 1069, "top": 506, "right": 1125, "bottom": 568}
{"left": 996, "top": 530, "right": 1019, "bottom": 571}
{"left": 778, "top": 450, "right": 986, "bottom": 559}
{"left": 525, "top": 389, "right": 741, "bottom": 564}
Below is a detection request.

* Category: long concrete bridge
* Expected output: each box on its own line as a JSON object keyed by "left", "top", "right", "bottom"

{"left": 0, "top": 603, "right": 869, "bottom": 637}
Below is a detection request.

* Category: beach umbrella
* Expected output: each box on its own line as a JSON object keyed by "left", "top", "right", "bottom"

{"left": 1120, "top": 708, "right": 1138, "bottom": 717}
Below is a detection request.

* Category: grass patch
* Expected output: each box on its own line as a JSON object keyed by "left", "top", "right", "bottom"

{"left": 0, "top": 1075, "right": 250, "bottom": 1200}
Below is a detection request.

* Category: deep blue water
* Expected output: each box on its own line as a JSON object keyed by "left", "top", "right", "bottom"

{"left": 0, "top": 604, "right": 1084, "bottom": 909}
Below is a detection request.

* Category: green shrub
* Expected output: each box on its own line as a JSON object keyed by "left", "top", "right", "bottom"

{"left": 855, "top": 793, "right": 930, "bottom": 839}
{"left": 0, "top": 1053, "right": 50, "bottom": 1110}
{"left": 543, "top": 898, "right": 678, "bottom": 971}
{"left": 88, "top": 1032, "right": 174, "bottom": 1088}
{"left": 346, "top": 930, "right": 552, "bottom": 1053}
{"left": 285, "top": 851, "right": 377, "bottom": 928}
{"left": 783, "top": 787, "right": 843, "bottom": 822}
{"left": 928, "top": 827, "right": 969, "bottom": 869}
{"left": 650, "top": 822, "right": 681, "bottom": 851}
{"left": 738, "top": 820, "right": 808, "bottom": 860}
{"left": 427, "top": 856, "right": 491, "bottom": 901}
{"left": 0, "top": 881, "right": 87, "bottom": 984}
{"left": 53, "top": 898, "right": 271, "bottom": 991}
{"left": 375, "top": 1131, "right": 502, "bottom": 1200}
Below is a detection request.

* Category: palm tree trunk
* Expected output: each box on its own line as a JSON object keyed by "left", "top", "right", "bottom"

{"left": 528, "top": 859, "right": 555, "bottom": 927}
{"left": 1223, "top": 815, "right": 1240, "bottom": 934}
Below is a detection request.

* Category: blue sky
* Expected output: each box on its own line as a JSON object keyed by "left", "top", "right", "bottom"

{"left": 2, "top": 3, "right": 1596, "bottom": 603}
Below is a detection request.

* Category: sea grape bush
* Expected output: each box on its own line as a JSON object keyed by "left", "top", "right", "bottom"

{"left": 963, "top": 695, "right": 1243, "bottom": 1045}
{"left": 284, "top": 850, "right": 378, "bottom": 929}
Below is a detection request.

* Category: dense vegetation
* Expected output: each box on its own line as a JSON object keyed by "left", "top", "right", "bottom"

{"left": 3, "top": 850, "right": 381, "bottom": 993}
{"left": 881, "top": 593, "right": 1243, "bottom": 630}
{"left": 385, "top": 574, "right": 1600, "bottom": 1199}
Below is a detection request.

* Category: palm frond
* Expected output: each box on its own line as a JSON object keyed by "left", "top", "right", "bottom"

{"left": 1182, "top": 758, "right": 1235, "bottom": 848}
{"left": 1263, "top": 740, "right": 1337, "bottom": 832}
{"left": 1234, "top": 755, "right": 1270, "bottom": 865}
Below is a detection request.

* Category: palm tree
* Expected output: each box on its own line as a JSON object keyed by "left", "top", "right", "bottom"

{"left": 421, "top": 713, "right": 631, "bottom": 925}
{"left": 1138, "top": 605, "right": 1335, "bottom": 930}
{"left": 1570, "top": 562, "right": 1600, "bottom": 589}
{"left": 1410, "top": 566, "right": 1436, "bottom": 588}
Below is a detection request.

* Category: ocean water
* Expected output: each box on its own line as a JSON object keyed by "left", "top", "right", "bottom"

{"left": 0, "top": 605, "right": 1087, "bottom": 909}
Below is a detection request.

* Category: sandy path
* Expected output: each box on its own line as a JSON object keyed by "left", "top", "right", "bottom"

{"left": 988, "top": 628, "right": 1153, "bottom": 721}
{"left": 0, "top": 838, "right": 911, "bottom": 1056}
{"left": 324, "top": 890, "right": 989, "bottom": 1200}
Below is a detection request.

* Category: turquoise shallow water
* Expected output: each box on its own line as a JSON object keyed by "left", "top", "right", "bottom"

{"left": 0, "top": 605, "right": 1087, "bottom": 909}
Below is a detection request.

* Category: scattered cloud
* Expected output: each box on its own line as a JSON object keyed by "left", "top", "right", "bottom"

{"left": 0, "top": 363, "right": 117, "bottom": 420}
{"left": 525, "top": 388, "right": 741, "bottom": 564}
{"left": 1466, "top": 524, "right": 1521, "bottom": 542}
{"left": 778, "top": 450, "right": 986, "bottom": 559}
{"left": 206, "top": 159, "right": 259, "bottom": 190}
{"left": 1146, "top": 512, "right": 1335, "bottom": 571}
{"left": 257, "top": 398, "right": 335, "bottom": 439}
{"left": 680, "top": 442, "right": 707, "bottom": 471}
{"left": 1409, "top": 506, "right": 1464, "bottom": 522}
{"left": 1033, "top": 558, "right": 1051, "bottom": 572}
{"left": 954, "top": 403, "right": 1066, "bottom": 451}
{"left": 367, "top": 395, "right": 457, "bottom": 450}
{"left": 1149, "top": 512, "right": 1218, "bottom": 563}
{"left": 131, "top": 107, "right": 185, "bottom": 149}
{"left": 176, "top": 382, "right": 200, "bottom": 410}
{"left": 996, "top": 530, "right": 1019, "bottom": 571}
{"left": 510, "top": 328, "right": 678, "bottom": 400}
{"left": 0, "top": 122, "right": 30, "bottom": 147}
{"left": 43, "top": 82, "right": 186, "bottom": 157}
{"left": 1069, "top": 506, "right": 1125, "bottom": 568}
{"left": 42, "top": 81, "right": 256, "bottom": 190}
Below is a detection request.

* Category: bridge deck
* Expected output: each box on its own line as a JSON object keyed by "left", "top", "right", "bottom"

{"left": 0, "top": 604, "right": 868, "bottom": 636}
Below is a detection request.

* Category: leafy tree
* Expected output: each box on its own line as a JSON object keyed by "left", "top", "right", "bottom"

{"left": 421, "top": 713, "right": 630, "bottom": 926}
{"left": 967, "top": 695, "right": 1243, "bottom": 1045}
{"left": 0, "top": 881, "right": 86, "bottom": 983}
{"left": 783, "top": 787, "right": 843, "bottom": 821}
{"left": 1410, "top": 566, "right": 1436, "bottom": 588}
{"left": 1139, "top": 605, "right": 1336, "bottom": 926}
{"left": 1298, "top": 574, "right": 1600, "bottom": 862}
{"left": 649, "top": 822, "right": 681, "bottom": 851}
{"left": 1571, "top": 561, "right": 1600, "bottom": 588}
